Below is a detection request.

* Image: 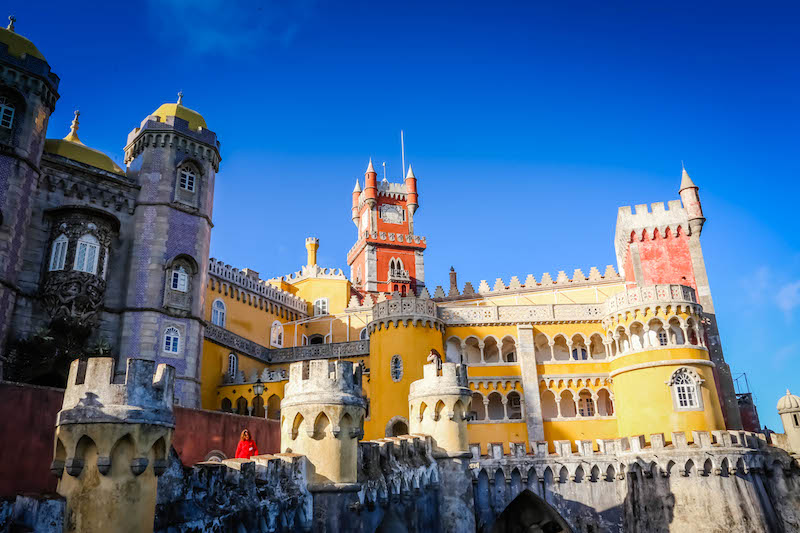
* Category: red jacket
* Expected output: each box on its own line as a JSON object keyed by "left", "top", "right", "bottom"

{"left": 235, "top": 439, "right": 259, "bottom": 459}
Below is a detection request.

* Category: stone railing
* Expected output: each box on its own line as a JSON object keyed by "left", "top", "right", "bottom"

{"left": 222, "top": 368, "right": 288, "bottom": 385}
{"left": 204, "top": 324, "right": 271, "bottom": 362}
{"left": 605, "top": 284, "right": 696, "bottom": 315}
{"left": 208, "top": 258, "right": 307, "bottom": 314}
{"left": 388, "top": 268, "right": 411, "bottom": 282}
{"left": 439, "top": 304, "right": 605, "bottom": 325}
{"left": 269, "top": 340, "right": 370, "bottom": 363}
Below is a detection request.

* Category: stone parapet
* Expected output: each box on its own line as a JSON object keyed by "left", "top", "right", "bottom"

{"left": 282, "top": 359, "right": 365, "bottom": 409}
{"left": 369, "top": 293, "right": 441, "bottom": 332}
{"left": 604, "top": 283, "right": 698, "bottom": 316}
{"left": 208, "top": 258, "right": 308, "bottom": 315}
{"left": 439, "top": 303, "right": 605, "bottom": 325}
{"left": 409, "top": 363, "right": 469, "bottom": 400}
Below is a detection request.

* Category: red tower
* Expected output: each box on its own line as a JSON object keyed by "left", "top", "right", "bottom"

{"left": 347, "top": 160, "right": 426, "bottom": 296}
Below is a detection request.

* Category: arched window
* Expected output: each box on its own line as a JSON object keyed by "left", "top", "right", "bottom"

{"left": 49, "top": 234, "right": 68, "bottom": 271}
{"left": 359, "top": 327, "right": 368, "bottom": 340}
{"left": 171, "top": 266, "right": 188, "bottom": 292}
{"left": 270, "top": 321, "right": 283, "bottom": 347}
{"left": 313, "top": 298, "right": 328, "bottom": 316}
{"left": 0, "top": 96, "right": 15, "bottom": 129}
{"left": 163, "top": 327, "right": 180, "bottom": 353}
{"left": 506, "top": 391, "right": 522, "bottom": 419}
{"left": 227, "top": 353, "right": 238, "bottom": 378}
{"left": 211, "top": 299, "right": 226, "bottom": 326}
{"left": 74, "top": 234, "right": 100, "bottom": 274}
{"left": 668, "top": 367, "right": 704, "bottom": 411}
{"left": 470, "top": 392, "right": 486, "bottom": 420}
{"left": 578, "top": 390, "right": 595, "bottom": 416}
{"left": 179, "top": 165, "right": 196, "bottom": 192}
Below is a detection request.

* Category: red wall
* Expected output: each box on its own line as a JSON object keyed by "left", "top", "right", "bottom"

{"left": 624, "top": 229, "right": 697, "bottom": 290}
{"left": 0, "top": 381, "right": 280, "bottom": 499}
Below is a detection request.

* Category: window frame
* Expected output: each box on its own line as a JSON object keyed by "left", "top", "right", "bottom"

{"left": 171, "top": 267, "right": 189, "bottom": 292}
{"left": 211, "top": 299, "right": 226, "bottom": 327}
{"left": 667, "top": 367, "right": 705, "bottom": 412}
{"left": 163, "top": 326, "right": 181, "bottom": 354}
{"left": 73, "top": 234, "right": 100, "bottom": 274}
{"left": 179, "top": 165, "right": 196, "bottom": 193}
{"left": 270, "top": 320, "right": 284, "bottom": 348}
{"left": 49, "top": 234, "right": 69, "bottom": 271}
{"left": 313, "top": 297, "right": 329, "bottom": 316}
{"left": 0, "top": 96, "right": 14, "bottom": 129}
{"left": 227, "top": 353, "right": 238, "bottom": 378}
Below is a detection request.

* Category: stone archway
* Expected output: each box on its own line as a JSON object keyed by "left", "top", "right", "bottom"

{"left": 489, "top": 489, "right": 573, "bottom": 533}
{"left": 384, "top": 416, "right": 409, "bottom": 437}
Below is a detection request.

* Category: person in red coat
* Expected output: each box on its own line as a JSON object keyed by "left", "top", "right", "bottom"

{"left": 234, "top": 429, "right": 259, "bottom": 459}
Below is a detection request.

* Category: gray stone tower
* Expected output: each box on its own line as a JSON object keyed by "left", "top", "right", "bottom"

{"left": 0, "top": 17, "right": 60, "bottom": 357}
{"left": 117, "top": 95, "right": 220, "bottom": 406}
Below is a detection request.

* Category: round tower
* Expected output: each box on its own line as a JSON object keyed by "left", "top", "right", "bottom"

{"left": 679, "top": 167, "right": 705, "bottom": 236}
{"left": 280, "top": 359, "right": 365, "bottom": 486}
{"left": 364, "top": 292, "right": 444, "bottom": 440}
{"left": 351, "top": 179, "right": 361, "bottom": 226}
{"left": 408, "top": 361, "right": 472, "bottom": 457}
{"left": 51, "top": 357, "right": 174, "bottom": 533}
{"left": 603, "top": 284, "right": 725, "bottom": 441}
{"left": 0, "top": 16, "right": 60, "bottom": 355}
{"left": 305, "top": 237, "right": 319, "bottom": 267}
{"left": 777, "top": 390, "right": 800, "bottom": 454}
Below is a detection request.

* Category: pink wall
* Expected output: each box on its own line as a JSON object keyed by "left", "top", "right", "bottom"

{"left": 0, "top": 381, "right": 280, "bottom": 498}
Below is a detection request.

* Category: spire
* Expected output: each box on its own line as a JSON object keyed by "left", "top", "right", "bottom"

{"left": 406, "top": 164, "right": 415, "bottom": 179}
{"left": 64, "top": 110, "right": 84, "bottom": 145}
{"left": 7, "top": 15, "right": 15, "bottom": 32}
{"left": 366, "top": 158, "right": 375, "bottom": 174}
{"left": 680, "top": 165, "right": 696, "bottom": 192}
{"left": 177, "top": 90, "right": 184, "bottom": 105}
{"left": 353, "top": 179, "right": 361, "bottom": 193}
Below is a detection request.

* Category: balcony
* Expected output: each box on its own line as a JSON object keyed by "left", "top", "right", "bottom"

{"left": 388, "top": 269, "right": 411, "bottom": 282}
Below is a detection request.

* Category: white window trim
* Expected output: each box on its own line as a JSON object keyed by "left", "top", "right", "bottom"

{"left": 163, "top": 326, "right": 181, "bottom": 354}
{"left": 171, "top": 267, "right": 189, "bottom": 292}
{"left": 179, "top": 165, "right": 196, "bottom": 192}
{"left": 227, "top": 353, "right": 238, "bottom": 377}
{"left": 211, "top": 299, "right": 226, "bottom": 327}
{"left": 270, "top": 320, "right": 284, "bottom": 348}
{"left": 73, "top": 234, "right": 100, "bottom": 274}
{"left": 313, "top": 297, "right": 329, "bottom": 316}
{"left": 49, "top": 234, "right": 68, "bottom": 271}
{"left": 0, "top": 96, "right": 14, "bottom": 129}
{"left": 667, "top": 367, "right": 705, "bottom": 412}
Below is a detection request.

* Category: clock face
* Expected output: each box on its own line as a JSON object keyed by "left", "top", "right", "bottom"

{"left": 380, "top": 205, "right": 403, "bottom": 224}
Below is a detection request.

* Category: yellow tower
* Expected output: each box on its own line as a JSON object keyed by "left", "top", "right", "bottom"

{"left": 364, "top": 292, "right": 445, "bottom": 440}
{"left": 305, "top": 237, "right": 319, "bottom": 267}
{"left": 51, "top": 358, "right": 174, "bottom": 533}
{"left": 280, "top": 359, "right": 365, "bottom": 486}
{"left": 603, "top": 284, "right": 725, "bottom": 441}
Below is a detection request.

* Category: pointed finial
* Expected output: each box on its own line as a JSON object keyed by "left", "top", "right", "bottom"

{"left": 680, "top": 165, "right": 696, "bottom": 191}
{"left": 788, "top": 389, "right": 792, "bottom": 396}
{"left": 353, "top": 179, "right": 361, "bottom": 192}
{"left": 63, "top": 110, "right": 83, "bottom": 144}
{"left": 7, "top": 15, "right": 15, "bottom": 32}
{"left": 366, "top": 158, "right": 375, "bottom": 174}
{"left": 406, "top": 164, "right": 415, "bottom": 179}
{"left": 177, "top": 91, "right": 184, "bottom": 105}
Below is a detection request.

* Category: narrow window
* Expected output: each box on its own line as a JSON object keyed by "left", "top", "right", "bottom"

{"left": 270, "top": 321, "right": 284, "bottom": 347}
{"left": 793, "top": 414, "right": 799, "bottom": 427}
{"left": 313, "top": 298, "right": 328, "bottom": 316}
{"left": 74, "top": 234, "right": 100, "bottom": 274}
{"left": 211, "top": 299, "right": 226, "bottom": 326}
{"left": 101, "top": 248, "right": 109, "bottom": 279}
{"left": 0, "top": 96, "right": 14, "bottom": 129}
{"left": 163, "top": 327, "right": 180, "bottom": 353}
{"left": 179, "top": 165, "right": 196, "bottom": 192}
{"left": 49, "top": 234, "right": 68, "bottom": 271}
{"left": 658, "top": 330, "right": 668, "bottom": 346}
{"left": 228, "top": 353, "right": 238, "bottom": 377}
{"left": 171, "top": 266, "right": 188, "bottom": 292}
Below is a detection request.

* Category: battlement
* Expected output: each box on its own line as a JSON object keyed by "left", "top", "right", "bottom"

{"left": 432, "top": 265, "right": 622, "bottom": 301}
{"left": 58, "top": 357, "right": 175, "bottom": 427}
{"left": 305, "top": 237, "right": 319, "bottom": 246}
{"left": 274, "top": 264, "right": 348, "bottom": 284}
{"left": 282, "top": 359, "right": 365, "bottom": 409}
{"left": 409, "top": 363, "right": 469, "bottom": 400}
{"left": 208, "top": 258, "right": 308, "bottom": 314}
{"left": 604, "top": 284, "right": 699, "bottom": 319}
{"left": 369, "top": 293, "right": 440, "bottom": 333}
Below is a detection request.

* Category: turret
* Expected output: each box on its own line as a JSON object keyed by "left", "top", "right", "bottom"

{"left": 408, "top": 362, "right": 472, "bottom": 457}
{"left": 351, "top": 179, "right": 361, "bottom": 226}
{"left": 280, "top": 359, "right": 366, "bottom": 485}
{"left": 679, "top": 167, "right": 705, "bottom": 236}
{"left": 363, "top": 158, "right": 377, "bottom": 207}
{"left": 405, "top": 164, "right": 418, "bottom": 215}
{"left": 777, "top": 390, "right": 800, "bottom": 454}
{"left": 117, "top": 93, "right": 221, "bottom": 406}
{"left": 305, "top": 237, "right": 319, "bottom": 267}
{"left": 52, "top": 357, "right": 174, "bottom": 533}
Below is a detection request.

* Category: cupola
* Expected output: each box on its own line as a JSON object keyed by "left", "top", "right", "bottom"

{"left": 44, "top": 111, "right": 126, "bottom": 176}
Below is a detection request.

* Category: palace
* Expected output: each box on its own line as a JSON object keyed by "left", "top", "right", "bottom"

{"left": 9, "top": 18, "right": 800, "bottom": 533}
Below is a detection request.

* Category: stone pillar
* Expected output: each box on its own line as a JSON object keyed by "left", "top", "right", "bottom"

{"left": 408, "top": 362, "right": 475, "bottom": 533}
{"left": 516, "top": 324, "right": 544, "bottom": 441}
{"left": 280, "top": 359, "right": 366, "bottom": 488}
{"left": 52, "top": 357, "right": 174, "bottom": 533}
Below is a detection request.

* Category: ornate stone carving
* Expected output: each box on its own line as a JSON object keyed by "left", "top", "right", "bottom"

{"left": 42, "top": 271, "right": 106, "bottom": 327}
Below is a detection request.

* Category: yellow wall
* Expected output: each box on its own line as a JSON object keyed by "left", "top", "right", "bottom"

{"left": 467, "top": 422, "right": 528, "bottom": 454}
{"left": 364, "top": 322, "right": 444, "bottom": 440}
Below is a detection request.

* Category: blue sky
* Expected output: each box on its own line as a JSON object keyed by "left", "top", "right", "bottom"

{"left": 11, "top": 1, "right": 799, "bottom": 430}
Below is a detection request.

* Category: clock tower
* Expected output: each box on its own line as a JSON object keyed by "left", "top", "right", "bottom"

{"left": 347, "top": 160, "right": 426, "bottom": 296}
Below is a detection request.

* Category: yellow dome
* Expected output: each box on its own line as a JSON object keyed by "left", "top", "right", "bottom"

{"left": 0, "top": 17, "right": 46, "bottom": 61}
{"left": 151, "top": 93, "right": 207, "bottom": 131}
{"left": 44, "top": 111, "right": 125, "bottom": 176}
